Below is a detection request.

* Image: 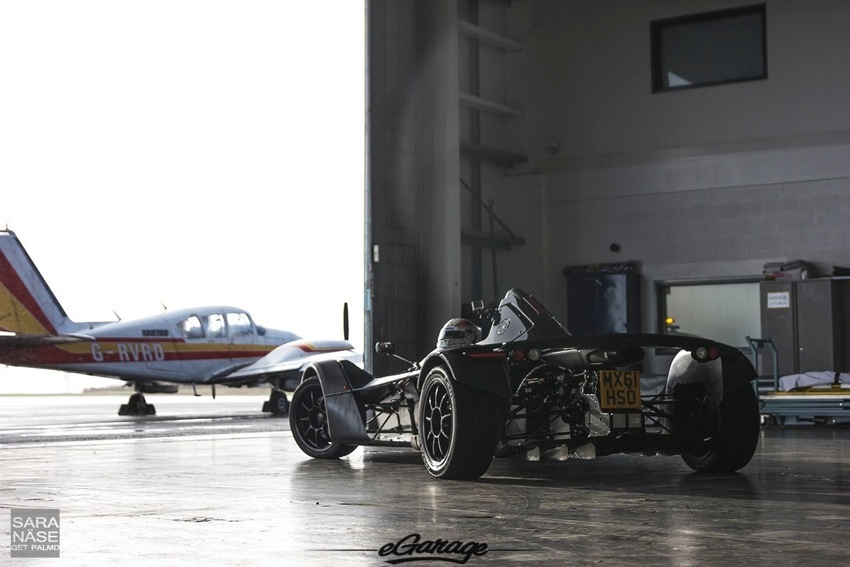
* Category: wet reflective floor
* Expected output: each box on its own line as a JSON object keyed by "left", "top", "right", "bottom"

{"left": 1, "top": 395, "right": 849, "bottom": 566}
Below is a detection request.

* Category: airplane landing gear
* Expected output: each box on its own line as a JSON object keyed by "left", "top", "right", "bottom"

{"left": 262, "top": 388, "right": 290, "bottom": 416}
{"left": 118, "top": 393, "right": 156, "bottom": 416}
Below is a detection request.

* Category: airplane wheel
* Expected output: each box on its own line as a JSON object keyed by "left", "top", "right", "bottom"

{"left": 119, "top": 393, "right": 156, "bottom": 416}
{"left": 418, "top": 366, "right": 502, "bottom": 480}
{"left": 132, "top": 393, "right": 148, "bottom": 409}
{"left": 268, "top": 389, "right": 290, "bottom": 415}
{"left": 289, "top": 377, "right": 356, "bottom": 459}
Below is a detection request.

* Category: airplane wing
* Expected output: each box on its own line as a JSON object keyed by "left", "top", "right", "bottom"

{"left": 217, "top": 338, "right": 362, "bottom": 389}
{"left": 0, "top": 331, "right": 95, "bottom": 348}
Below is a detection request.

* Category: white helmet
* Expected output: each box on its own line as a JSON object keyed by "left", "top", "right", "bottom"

{"left": 437, "top": 318, "right": 481, "bottom": 349}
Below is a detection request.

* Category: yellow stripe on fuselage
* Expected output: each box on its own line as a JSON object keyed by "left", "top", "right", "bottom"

{"left": 0, "top": 281, "right": 52, "bottom": 334}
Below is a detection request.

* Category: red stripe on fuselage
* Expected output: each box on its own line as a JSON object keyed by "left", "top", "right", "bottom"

{"left": 0, "top": 340, "right": 274, "bottom": 366}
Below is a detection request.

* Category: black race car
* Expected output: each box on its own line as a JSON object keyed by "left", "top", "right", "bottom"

{"left": 289, "top": 288, "right": 760, "bottom": 480}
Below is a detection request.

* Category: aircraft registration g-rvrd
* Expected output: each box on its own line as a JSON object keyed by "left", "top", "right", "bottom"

{"left": 0, "top": 229, "right": 360, "bottom": 416}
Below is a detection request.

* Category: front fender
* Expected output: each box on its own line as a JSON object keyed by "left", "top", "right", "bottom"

{"left": 304, "top": 360, "right": 371, "bottom": 445}
{"left": 419, "top": 350, "right": 512, "bottom": 401}
{"left": 666, "top": 347, "right": 757, "bottom": 410}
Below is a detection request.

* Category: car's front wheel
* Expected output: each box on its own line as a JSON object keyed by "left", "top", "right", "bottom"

{"left": 289, "top": 376, "right": 356, "bottom": 459}
{"left": 419, "top": 366, "right": 502, "bottom": 480}
{"left": 682, "top": 384, "right": 760, "bottom": 473}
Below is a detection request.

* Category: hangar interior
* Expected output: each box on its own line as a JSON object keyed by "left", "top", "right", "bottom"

{"left": 365, "top": 0, "right": 850, "bottom": 389}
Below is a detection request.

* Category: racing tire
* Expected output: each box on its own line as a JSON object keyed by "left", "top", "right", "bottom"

{"left": 419, "top": 366, "right": 502, "bottom": 480}
{"left": 681, "top": 384, "right": 760, "bottom": 473}
{"left": 289, "top": 377, "right": 356, "bottom": 459}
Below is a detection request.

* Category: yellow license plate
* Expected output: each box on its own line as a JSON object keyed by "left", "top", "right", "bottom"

{"left": 598, "top": 370, "right": 641, "bottom": 410}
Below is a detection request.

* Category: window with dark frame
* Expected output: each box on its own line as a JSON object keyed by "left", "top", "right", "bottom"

{"left": 651, "top": 4, "right": 767, "bottom": 93}
{"left": 655, "top": 277, "right": 762, "bottom": 348}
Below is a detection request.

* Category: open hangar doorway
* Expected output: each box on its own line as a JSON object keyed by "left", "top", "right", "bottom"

{"left": 364, "top": 0, "right": 850, "bottom": 376}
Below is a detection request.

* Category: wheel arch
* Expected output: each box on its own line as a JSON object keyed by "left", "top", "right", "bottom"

{"left": 717, "top": 348, "right": 758, "bottom": 394}
{"left": 418, "top": 351, "right": 512, "bottom": 402}
{"left": 666, "top": 346, "right": 757, "bottom": 410}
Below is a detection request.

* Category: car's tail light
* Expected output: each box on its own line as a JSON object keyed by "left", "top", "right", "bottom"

{"left": 692, "top": 346, "right": 720, "bottom": 362}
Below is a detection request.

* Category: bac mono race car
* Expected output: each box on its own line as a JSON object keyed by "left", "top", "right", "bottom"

{"left": 288, "top": 288, "right": 760, "bottom": 480}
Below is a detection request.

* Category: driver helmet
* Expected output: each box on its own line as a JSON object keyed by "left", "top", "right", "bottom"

{"left": 437, "top": 318, "right": 481, "bottom": 349}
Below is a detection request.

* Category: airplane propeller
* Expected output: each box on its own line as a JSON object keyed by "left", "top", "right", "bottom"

{"left": 343, "top": 302, "right": 349, "bottom": 341}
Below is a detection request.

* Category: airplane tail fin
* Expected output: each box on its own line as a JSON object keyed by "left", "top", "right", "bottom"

{"left": 0, "top": 230, "right": 76, "bottom": 336}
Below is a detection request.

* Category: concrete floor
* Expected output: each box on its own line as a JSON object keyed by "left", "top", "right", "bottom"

{"left": 1, "top": 395, "right": 849, "bottom": 566}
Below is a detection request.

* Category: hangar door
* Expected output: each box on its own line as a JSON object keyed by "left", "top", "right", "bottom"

{"left": 365, "top": 1, "right": 526, "bottom": 373}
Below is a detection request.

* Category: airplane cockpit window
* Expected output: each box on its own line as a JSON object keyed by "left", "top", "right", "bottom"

{"left": 205, "top": 313, "right": 227, "bottom": 339}
{"left": 181, "top": 315, "right": 205, "bottom": 339}
{"left": 226, "top": 312, "right": 253, "bottom": 337}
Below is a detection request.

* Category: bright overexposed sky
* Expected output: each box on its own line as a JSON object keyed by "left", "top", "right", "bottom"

{"left": 0, "top": 1, "right": 365, "bottom": 393}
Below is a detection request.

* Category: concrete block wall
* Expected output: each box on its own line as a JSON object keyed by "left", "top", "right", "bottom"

{"left": 477, "top": 0, "right": 850, "bottom": 331}
{"left": 538, "top": 146, "right": 850, "bottom": 331}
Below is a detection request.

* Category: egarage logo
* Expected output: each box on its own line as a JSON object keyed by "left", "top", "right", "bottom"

{"left": 378, "top": 533, "right": 488, "bottom": 564}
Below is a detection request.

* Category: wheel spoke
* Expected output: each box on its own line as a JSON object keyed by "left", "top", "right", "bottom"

{"left": 422, "top": 378, "right": 455, "bottom": 463}
{"left": 294, "top": 385, "right": 331, "bottom": 450}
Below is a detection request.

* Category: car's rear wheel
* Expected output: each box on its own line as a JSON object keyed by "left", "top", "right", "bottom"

{"left": 419, "top": 366, "right": 502, "bottom": 480}
{"left": 289, "top": 376, "right": 356, "bottom": 459}
{"left": 682, "top": 384, "right": 760, "bottom": 473}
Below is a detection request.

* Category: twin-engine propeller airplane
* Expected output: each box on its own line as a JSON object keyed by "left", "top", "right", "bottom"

{"left": 0, "top": 229, "right": 359, "bottom": 416}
